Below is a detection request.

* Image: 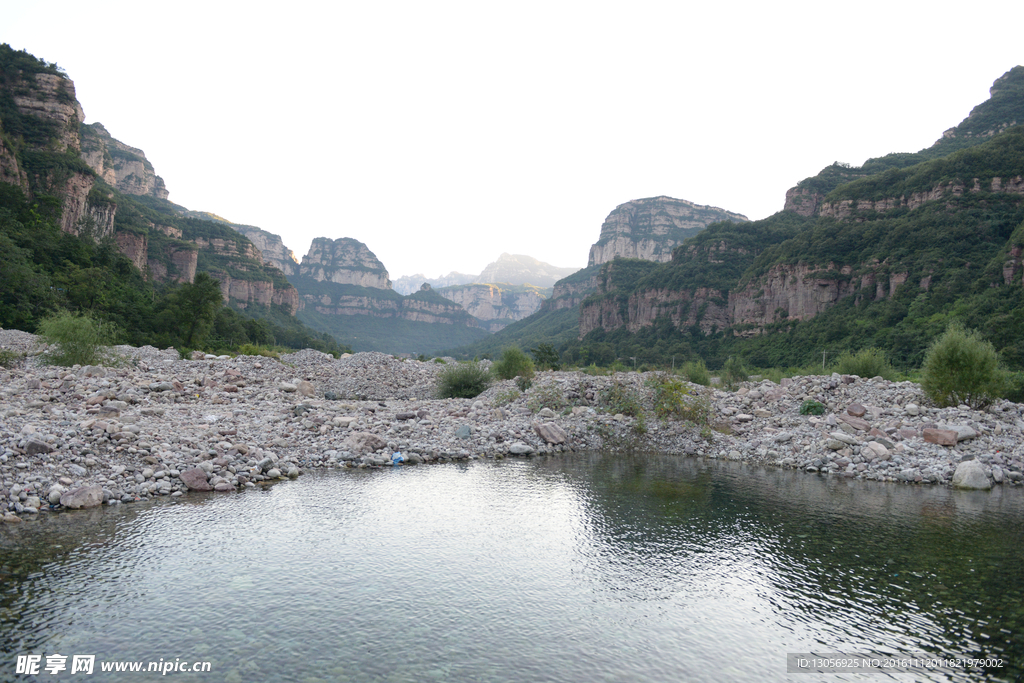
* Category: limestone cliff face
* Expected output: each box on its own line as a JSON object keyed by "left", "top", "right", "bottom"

{"left": 0, "top": 136, "right": 28, "bottom": 191}
{"left": 147, "top": 246, "right": 198, "bottom": 285}
{"left": 80, "top": 123, "right": 169, "bottom": 199}
{"left": 302, "top": 287, "right": 476, "bottom": 326}
{"left": 783, "top": 187, "right": 824, "bottom": 217}
{"left": 437, "top": 284, "right": 545, "bottom": 332}
{"left": 12, "top": 72, "right": 84, "bottom": 153}
{"left": 231, "top": 225, "right": 299, "bottom": 275}
{"left": 579, "top": 260, "right": 918, "bottom": 338}
{"left": 587, "top": 196, "right": 748, "bottom": 267}
{"left": 299, "top": 237, "right": 391, "bottom": 289}
{"left": 115, "top": 232, "right": 148, "bottom": 272}
{"left": 818, "top": 176, "right": 1024, "bottom": 219}
{"left": 212, "top": 275, "right": 301, "bottom": 315}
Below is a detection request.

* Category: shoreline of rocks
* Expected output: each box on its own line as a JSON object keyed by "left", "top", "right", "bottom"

{"left": 3, "top": 330, "right": 1023, "bottom": 524}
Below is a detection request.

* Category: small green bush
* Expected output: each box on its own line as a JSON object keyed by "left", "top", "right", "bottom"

{"left": 530, "top": 343, "right": 561, "bottom": 371}
{"left": 834, "top": 347, "right": 895, "bottom": 380}
{"left": 36, "top": 311, "right": 117, "bottom": 367}
{"left": 0, "top": 349, "right": 23, "bottom": 368}
{"left": 437, "top": 361, "right": 492, "bottom": 399}
{"left": 647, "top": 374, "right": 692, "bottom": 419}
{"left": 921, "top": 323, "right": 1004, "bottom": 409}
{"left": 681, "top": 359, "right": 711, "bottom": 386}
{"left": 721, "top": 356, "right": 748, "bottom": 387}
{"left": 800, "top": 399, "right": 826, "bottom": 416}
{"left": 492, "top": 388, "right": 522, "bottom": 406}
{"left": 492, "top": 346, "right": 535, "bottom": 381}
{"left": 526, "top": 382, "right": 570, "bottom": 413}
{"left": 600, "top": 382, "right": 645, "bottom": 434}
{"left": 515, "top": 375, "right": 533, "bottom": 391}
{"left": 237, "top": 343, "right": 281, "bottom": 359}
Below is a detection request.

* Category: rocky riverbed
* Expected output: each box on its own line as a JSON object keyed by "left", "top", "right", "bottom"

{"left": 2, "top": 330, "right": 1023, "bottom": 523}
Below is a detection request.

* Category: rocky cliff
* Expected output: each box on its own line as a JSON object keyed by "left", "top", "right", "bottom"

{"left": 80, "top": 123, "right": 169, "bottom": 199}
{"left": 437, "top": 283, "right": 546, "bottom": 332}
{"left": 229, "top": 224, "right": 299, "bottom": 276}
{"left": 587, "top": 196, "right": 748, "bottom": 267}
{"left": 299, "top": 237, "right": 391, "bottom": 289}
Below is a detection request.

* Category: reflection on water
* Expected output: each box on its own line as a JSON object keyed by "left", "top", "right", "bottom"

{"left": 1, "top": 454, "right": 1021, "bottom": 682}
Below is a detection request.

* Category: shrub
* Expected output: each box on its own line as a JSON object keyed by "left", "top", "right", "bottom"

{"left": 681, "top": 359, "right": 710, "bottom": 386}
{"left": 515, "top": 375, "right": 533, "bottom": 391}
{"left": 237, "top": 343, "right": 281, "bottom": 359}
{"left": 921, "top": 323, "right": 1004, "bottom": 409}
{"left": 526, "top": 382, "right": 570, "bottom": 413}
{"left": 492, "top": 388, "right": 522, "bottom": 406}
{"left": 491, "top": 346, "right": 535, "bottom": 381}
{"left": 834, "top": 347, "right": 894, "bottom": 380}
{"left": 436, "top": 361, "right": 492, "bottom": 399}
{"left": 0, "top": 349, "right": 22, "bottom": 368}
{"left": 36, "top": 311, "right": 117, "bottom": 366}
{"left": 721, "top": 356, "right": 748, "bottom": 387}
{"left": 800, "top": 399, "right": 826, "bottom": 416}
{"left": 647, "top": 374, "right": 692, "bottom": 419}
{"left": 530, "top": 343, "right": 561, "bottom": 371}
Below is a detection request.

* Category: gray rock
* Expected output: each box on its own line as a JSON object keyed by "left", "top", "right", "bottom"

{"left": 509, "top": 442, "right": 534, "bottom": 455}
{"left": 952, "top": 460, "right": 991, "bottom": 490}
{"left": 266, "top": 468, "right": 282, "bottom": 479}
{"left": 68, "top": 464, "right": 87, "bottom": 477}
{"left": 149, "top": 381, "right": 174, "bottom": 392}
{"left": 537, "top": 408, "right": 556, "bottom": 419}
{"left": 279, "top": 382, "right": 297, "bottom": 393}
{"left": 296, "top": 380, "right": 315, "bottom": 397}
{"left": 25, "top": 439, "right": 54, "bottom": 455}
{"left": 455, "top": 425, "right": 472, "bottom": 439}
{"left": 60, "top": 484, "right": 104, "bottom": 509}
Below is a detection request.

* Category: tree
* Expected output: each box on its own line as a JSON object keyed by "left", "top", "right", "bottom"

{"left": 159, "top": 273, "right": 224, "bottom": 349}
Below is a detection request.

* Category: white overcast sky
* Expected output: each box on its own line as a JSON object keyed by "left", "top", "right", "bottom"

{"left": 5, "top": 1, "right": 1023, "bottom": 279}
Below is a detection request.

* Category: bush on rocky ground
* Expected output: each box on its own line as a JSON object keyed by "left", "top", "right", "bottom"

{"left": 834, "top": 347, "right": 895, "bottom": 380}
{"left": 437, "top": 361, "right": 492, "bottom": 399}
{"left": 681, "top": 359, "right": 710, "bottom": 386}
{"left": 921, "top": 323, "right": 1004, "bottom": 409}
{"left": 37, "top": 310, "right": 118, "bottom": 367}
{"left": 492, "top": 346, "right": 535, "bottom": 381}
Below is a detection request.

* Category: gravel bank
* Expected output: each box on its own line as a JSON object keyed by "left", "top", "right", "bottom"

{"left": 2, "top": 330, "right": 1022, "bottom": 523}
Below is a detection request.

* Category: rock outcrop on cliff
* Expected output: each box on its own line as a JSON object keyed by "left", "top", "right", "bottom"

{"left": 436, "top": 283, "right": 546, "bottom": 332}
{"left": 80, "top": 123, "right": 169, "bottom": 199}
{"left": 392, "top": 271, "right": 476, "bottom": 295}
{"left": 299, "top": 237, "right": 391, "bottom": 289}
{"left": 587, "top": 196, "right": 748, "bottom": 267}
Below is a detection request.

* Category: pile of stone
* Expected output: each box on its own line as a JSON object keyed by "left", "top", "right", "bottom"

{"left": 1, "top": 331, "right": 1021, "bottom": 524}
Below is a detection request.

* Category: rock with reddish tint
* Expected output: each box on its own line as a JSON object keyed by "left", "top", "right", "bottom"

{"left": 837, "top": 414, "right": 870, "bottom": 431}
{"left": 923, "top": 428, "right": 958, "bottom": 447}
{"left": 179, "top": 467, "right": 213, "bottom": 491}
{"left": 847, "top": 403, "right": 867, "bottom": 418}
{"left": 533, "top": 422, "right": 567, "bottom": 445}
{"left": 59, "top": 484, "right": 103, "bottom": 509}
{"left": 296, "top": 380, "right": 315, "bottom": 397}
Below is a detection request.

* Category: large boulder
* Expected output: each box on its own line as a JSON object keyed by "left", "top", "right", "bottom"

{"left": 532, "top": 422, "right": 567, "bottom": 445}
{"left": 343, "top": 432, "right": 388, "bottom": 454}
{"left": 952, "top": 460, "right": 991, "bottom": 490}
{"left": 59, "top": 484, "right": 103, "bottom": 509}
{"left": 179, "top": 467, "right": 213, "bottom": 491}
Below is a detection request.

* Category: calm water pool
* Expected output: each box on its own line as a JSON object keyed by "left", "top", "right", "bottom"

{"left": 2, "top": 454, "right": 1021, "bottom": 682}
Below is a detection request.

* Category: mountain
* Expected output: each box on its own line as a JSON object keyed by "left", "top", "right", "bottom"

{"left": 447, "top": 67, "right": 1024, "bottom": 372}
{"left": 477, "top": 253, "right": 579, "bottom": 286}
{"left": 391, "top": 253, "right": 577, "bottom": 295}
{"left": 443, "top": 196, "right": 746, "bottom": 358}
{"left": 0, "top": 44, "right": 343, "bottom": 353}
{"left": 567, "top": 67, "right": 1024, "bottom": 371}
{"left": 392, "top": 271, "right": 476, "bottom": 295}
{"left": 588, "top": 196, "right": 748, "bottom": 266}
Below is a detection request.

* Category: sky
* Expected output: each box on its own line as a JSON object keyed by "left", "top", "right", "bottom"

{"left": 4, "top": 1, "right": 1023, "bottom": 279}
